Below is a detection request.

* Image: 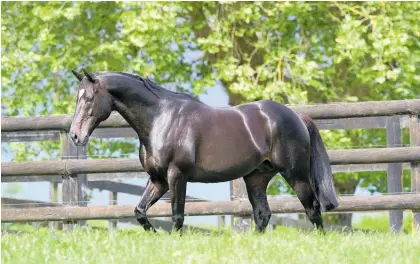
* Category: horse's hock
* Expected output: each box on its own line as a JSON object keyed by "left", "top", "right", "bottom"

{"left": 2, "top": 99, "right": 420, "bottom": 233}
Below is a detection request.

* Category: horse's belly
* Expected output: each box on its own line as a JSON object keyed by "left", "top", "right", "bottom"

{"left": 187, "top": 166, "right": 254, "bottom": 183}
{"left": 190, "top": 145, "right": 262, "bottom": 183}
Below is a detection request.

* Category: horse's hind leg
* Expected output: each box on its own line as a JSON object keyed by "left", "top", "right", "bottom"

{"left": 284, "top": 169, "right": 324, "bottom": 231}
{"left": 243, "top": 171, "right": 276, "bottom": 233}
{"left": 271, "top": 154, "right": 323, "bottom": 230}
{"left": 291, "top": 177, "right": 323, "bottom": 230}
{"left": 134, "top": 178, "right": 168, "bottom": 232}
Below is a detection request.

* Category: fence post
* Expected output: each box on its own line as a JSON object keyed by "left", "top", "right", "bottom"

{"left": 61, "top": 131, "right": 88, "bottom": 231}
{"left": 48, "top": 182, "right": 59, "bottom": 230}
{"left": 386, "top": 116, "right": 403, "bottom": 233}
{"left": 108, "top": 191, "right": 117, "bottom": 231}
{"left": 409, "top": 114, "right": 420, "bottom": 233}
{"left": 217, "top": 215, "right": 225, "bottom": 232}
{"left": 231, "top": 179, "right": 251, "bottom": 231}
{"left": 78, "top": 145, "right": 88, "bottom": 227}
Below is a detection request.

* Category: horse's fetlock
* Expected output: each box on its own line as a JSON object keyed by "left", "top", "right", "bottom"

{"left": 172, "top": 214, "right": 184, "bottom": 229}
{"left": 172, "top": 214, "right": 184, "bottom": 223}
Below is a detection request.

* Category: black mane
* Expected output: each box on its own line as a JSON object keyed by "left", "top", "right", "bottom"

{"left": 95, "top": 71, "right": 201, "bottom": 103}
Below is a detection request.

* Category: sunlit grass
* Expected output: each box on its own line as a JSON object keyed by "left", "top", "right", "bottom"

{"left": 2, "top": 226, "right": 420, "bottom": 264}
{"left": 353, "top": 213, "right": 414, "bottom": 234}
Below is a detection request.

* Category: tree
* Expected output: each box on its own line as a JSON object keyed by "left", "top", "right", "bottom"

{"left": 2, "top": 2, "right": 419, "bottom": 225}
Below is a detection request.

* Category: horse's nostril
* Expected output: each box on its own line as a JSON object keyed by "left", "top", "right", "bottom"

{"left": 70, "top": 132, "right": 78, "bottom": 143}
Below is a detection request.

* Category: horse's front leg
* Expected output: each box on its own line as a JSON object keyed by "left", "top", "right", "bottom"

{"left": 168, "top": 165, "right": 187, "bottom": 231}
{"left": 134, "top": 178, "right": 168, "bottom": 232}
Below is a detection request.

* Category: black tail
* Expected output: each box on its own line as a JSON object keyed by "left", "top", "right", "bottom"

{"left": 300, "top": 114, "right": 339, "bottom": 212}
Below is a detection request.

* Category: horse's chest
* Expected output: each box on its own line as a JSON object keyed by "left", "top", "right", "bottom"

{"left": 144, "top": 133, "right": 180, "bottom": 173}
{"left": 149, "top": 113, "right": 194, "bottom": 160}
{"left": 140, "top": 143, "right": 169, "bottom": 177}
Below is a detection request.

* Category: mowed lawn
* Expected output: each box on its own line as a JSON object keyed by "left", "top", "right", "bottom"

{"left": 2, "top": 226, "right": 420, "bottom": 264}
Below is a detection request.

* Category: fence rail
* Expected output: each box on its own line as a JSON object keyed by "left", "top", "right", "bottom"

{"left": 291, "top": 99, "right": 420, "bottom": 119}
{"left": 0, "top": 116, "right": 415, "bottom": 143}
{"left": 2, "top": 147, "right": 420, "bottom": 177}
{"left": 2, "top": 99, "right": 420, "bottom": 132}
{"left": 2, "top": 194, "right": 419, "bottom": 222}
{"left": 0, "top": 164, "right": 414, "bottom": 183}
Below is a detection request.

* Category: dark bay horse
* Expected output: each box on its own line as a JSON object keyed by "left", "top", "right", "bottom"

{"left": 69, "top": 69, "right": 338, "bottom": 232}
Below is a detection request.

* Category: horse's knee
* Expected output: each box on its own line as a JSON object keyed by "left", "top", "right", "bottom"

{"left": 134, "top": 207, "right": 145, "bottom": 218}
{"left": 172, "top": 214, "right": 184, "bottom": 230}
{"left": 134, "top": 206, "right": 146, "bottom": 218}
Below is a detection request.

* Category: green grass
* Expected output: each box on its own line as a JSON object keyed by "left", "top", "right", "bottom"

{"left": 353, "top": 213, "right": 414, "bottom": 233}
{"left": 2, "top": 226, "right": 420, "bottom": 264}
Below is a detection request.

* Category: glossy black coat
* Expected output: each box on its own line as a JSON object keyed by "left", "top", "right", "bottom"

{"left": 69, "top": 70, "right": 338, "bottom": 232}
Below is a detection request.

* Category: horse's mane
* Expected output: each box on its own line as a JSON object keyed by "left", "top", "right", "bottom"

{"left": 97, "top": 71, "right": 201, "bottom": 103}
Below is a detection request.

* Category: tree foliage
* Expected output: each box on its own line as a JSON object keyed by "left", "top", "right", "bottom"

{"left": 2, "top": 2, "right": 419, "bottom": 195}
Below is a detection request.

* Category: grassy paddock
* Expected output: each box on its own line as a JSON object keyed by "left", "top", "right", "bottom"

{"left": 2, "top": 226, "right": 420, "bottom": 264}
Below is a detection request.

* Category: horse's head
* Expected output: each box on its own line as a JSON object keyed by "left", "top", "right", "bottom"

{"left": 69, "top": 69, "right": 113, "bottom": 146}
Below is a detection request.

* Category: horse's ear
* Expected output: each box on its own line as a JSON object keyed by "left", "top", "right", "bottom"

{"left": 82, "top": 68, "right": 98, "bottom": 83}
{"left": 71, "top": 70, "right": 84, "bottom": 81}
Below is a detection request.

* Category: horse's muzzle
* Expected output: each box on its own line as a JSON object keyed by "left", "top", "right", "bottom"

{"left": 69, "top": 131, "right": 88, "bottom": 146}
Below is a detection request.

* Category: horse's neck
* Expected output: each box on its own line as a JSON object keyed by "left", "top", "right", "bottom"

{"left": 105, "top": 74, "right": 199, "bottom": 143}
{"left": 113, "top": 100, "right": 150, "bottom": 139}
{"left": 109, "top": 83, "right": 160, "bottom": 143}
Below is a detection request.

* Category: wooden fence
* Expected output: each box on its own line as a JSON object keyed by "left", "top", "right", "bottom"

{"left": 3, "top": 194, "right": 420, "bottom": 222}
{"left": 2, "top": 99, "right": 420, "bottom": 232}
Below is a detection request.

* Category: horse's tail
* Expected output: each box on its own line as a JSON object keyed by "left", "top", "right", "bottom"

{"left": 300, "top": 114, "right": 339, "bottom": 212}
